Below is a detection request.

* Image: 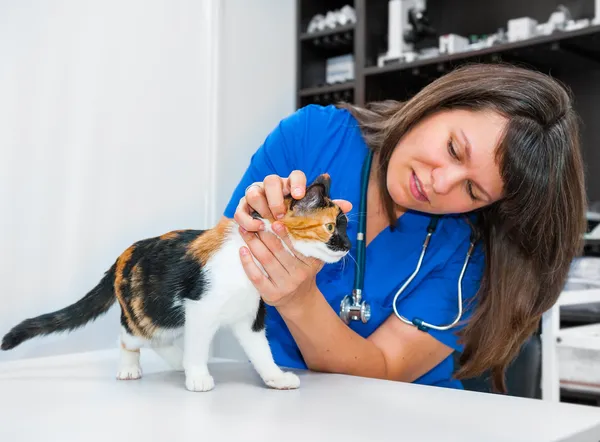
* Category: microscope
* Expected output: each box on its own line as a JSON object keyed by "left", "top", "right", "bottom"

{"left": 377, "top": 0, "right": 437, "bottom": 66}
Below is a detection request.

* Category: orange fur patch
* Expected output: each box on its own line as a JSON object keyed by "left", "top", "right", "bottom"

{"left": 114, "top": 246, "right": 144, "bottom": 337}
{"left": 283, "top": 206, "right": 339, "bottom": 242}
{"left": 129, "top": 263, "right": 143, "bottom": 296}
{"left": 187, "top": 219, "right": 232, "bottom": 264}
{"left": 160, "top": 229, "right": 187, "bottom": 240}
{"left": 121, "top": 264, "right": 158, "bottom": 339}
{"left": 159, "top": 232, "right": 178, "bottom": 240}
{"left": 131, "top": 295, "right": 156, "bottom": 338}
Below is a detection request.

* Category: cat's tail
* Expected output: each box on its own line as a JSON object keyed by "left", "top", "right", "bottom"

{"left": 1, "top": 264, "right": 117, "bottom": 351}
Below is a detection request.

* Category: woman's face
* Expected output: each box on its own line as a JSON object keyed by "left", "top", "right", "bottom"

{"left": 386, "top": 108, "right": 506, "bottom": 215}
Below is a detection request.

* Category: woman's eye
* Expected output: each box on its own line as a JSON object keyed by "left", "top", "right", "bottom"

{"left": 467, "top": 181, "right": 477, "bottom": 201}
{"left": 447, "top": 139, "right": 458, "bottom": 159}
{"left": 325, "top": 223, "right": 335, "bottom": 232}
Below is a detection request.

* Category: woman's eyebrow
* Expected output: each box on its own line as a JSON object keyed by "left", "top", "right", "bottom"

{"left": 460, "top": 128, "right": 492, "bottom": 202}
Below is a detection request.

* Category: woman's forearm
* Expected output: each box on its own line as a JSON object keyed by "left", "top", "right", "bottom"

{"left": 276, "top": 286, "right": 389, "bottom": 379}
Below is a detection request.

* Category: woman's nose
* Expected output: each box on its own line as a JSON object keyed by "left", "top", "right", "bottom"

{"left": 431, "top": 166, "right": 467, "bottom": 195}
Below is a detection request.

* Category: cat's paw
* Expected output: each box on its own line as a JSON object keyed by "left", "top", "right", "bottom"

{"left": 264, "top": 371, "right": 300, "bottom": 390}
{"left": 185, "top": 373, "right": 215, "bottom": 392}
{"left": 116, "top": 365, "right": 142, "bottom": 380}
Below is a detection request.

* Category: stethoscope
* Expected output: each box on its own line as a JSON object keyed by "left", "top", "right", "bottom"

{"left": 339, "top": 150, "right": 477, "bottom": 332}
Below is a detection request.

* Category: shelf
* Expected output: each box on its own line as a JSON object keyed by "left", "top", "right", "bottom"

{"left": 300, "top": 24, "right": 355, "bottom": 41}
{"left": 584, "top": 238, "right": 600, "bottom": 247}
{"left": 299, "top": 81, "right": 354, "bottom": 97}
{"left": 364, "top": 24, "right": 600, "bottom": 77}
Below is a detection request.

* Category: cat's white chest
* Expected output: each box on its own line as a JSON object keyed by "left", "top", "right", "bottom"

{"left": 203, "top": 229, "right": 263, "bottom": 324}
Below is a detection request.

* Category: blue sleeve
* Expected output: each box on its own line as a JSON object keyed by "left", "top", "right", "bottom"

{"left": 222, "top": 106, "right": 311, "bottom": 218}
{"left": 394, "top": 242, "right": 484, "bottom": 352}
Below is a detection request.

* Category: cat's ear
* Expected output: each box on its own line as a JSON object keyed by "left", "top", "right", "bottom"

{"left": 312, "top": 173, "right": 331, "bottom": 198}
{"left": 290, "top": 174, "right": 330, "bottom": 213}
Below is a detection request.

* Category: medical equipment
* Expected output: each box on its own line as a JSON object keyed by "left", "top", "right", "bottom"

{"left": 306, "top": 5, "right": 356, "bottom": 34}
{"left": 439, "top": 33, "right": 470, "bottom": 54}
{"left": 507, "top": 17, "right": 538, "bottom": 42}
{"left": 339, "top": 151, "right": 478, "bottom": 331}
{"left": 326, "top": 54, "right": 354, "bottom": 84}
{"left": 377, "top": 0, "right": 437, "bottom": 66}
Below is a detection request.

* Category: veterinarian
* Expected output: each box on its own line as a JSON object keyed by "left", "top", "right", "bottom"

{"left": 222, "top": 63, "right": 586, "bottom": 392}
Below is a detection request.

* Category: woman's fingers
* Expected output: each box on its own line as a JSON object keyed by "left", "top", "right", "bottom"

{"left": 240, "top": 228, "right": 289, "bottom": 286}
{"left": 272, "top": 222, "right": 323, "bottom": 273}
{"left": 236, "top": 171, "right": 348, "bottom": 234}
{"left": 264, "top": 175, "right": 287, "bottom": 220}
{"left": 245, "top": 171, "right": 307, "bottom": 223}
{"left": 239, "top": 246, "right": 275, "bottom": 295}
{"left": 234, "top": 196, "right": 264, "bottom": 232}
{"left": 238, "top": 221, "right": 325, "bottom": 307}
{"left": 284, "top": 170, "right": 307, "bottom": 199}
{"left": 332, "top": 199, "right": 352, "bottom": 214}
{"left": 245, "top": 183, "right": 273, "bottom": 222}
{"left": 260, "top": 224, "right": 300, "bottom": 271}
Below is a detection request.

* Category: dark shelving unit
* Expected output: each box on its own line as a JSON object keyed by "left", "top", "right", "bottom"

{"left": 296, "top": 0, "right": 600, "bottom": 406}
{"left": 296, "top": 1, "right": 600, "bottom": 111}
{"left": 295, "top": 0, "right": 600, "bottom": 205}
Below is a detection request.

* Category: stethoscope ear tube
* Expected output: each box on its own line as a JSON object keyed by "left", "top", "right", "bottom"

{"left": 339, "top": 151, "right": 374, "bottom": 324}
{"left": 354, "top": 150, "right": 373, "bottom": 293}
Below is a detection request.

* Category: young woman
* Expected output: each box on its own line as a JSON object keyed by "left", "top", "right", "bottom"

{"left": 222, "top": 63, "right": 587, "bottom": 392}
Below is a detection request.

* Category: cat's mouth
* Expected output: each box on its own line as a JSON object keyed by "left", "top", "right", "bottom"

{"left": 323, "top": 249, "right": 350, "bottom": 263}
{"left": 291, "top": 240, "right": 349, "bottom": 264}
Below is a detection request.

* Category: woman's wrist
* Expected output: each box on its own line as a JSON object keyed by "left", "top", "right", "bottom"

{"left": 275, "top": 280, "right": 321, "bottom": 320}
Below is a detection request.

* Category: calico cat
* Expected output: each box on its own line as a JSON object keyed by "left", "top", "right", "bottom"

{"left": 1, "top": 173, "right": 351, "bottom": 392}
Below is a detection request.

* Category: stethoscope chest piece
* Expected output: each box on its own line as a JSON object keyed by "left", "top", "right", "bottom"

{"left": 340, "top": 290, "right": 371, "bottom": 324}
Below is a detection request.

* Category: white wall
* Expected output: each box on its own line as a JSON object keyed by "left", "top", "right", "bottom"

{"left": 0, "top": 0, "right": 296, "bottom": 364}
{"left": 0, "top": 0, "right": 217, "bottom": 362}
{"left": 211, "top": 0, "right": 297, "bottom": 360}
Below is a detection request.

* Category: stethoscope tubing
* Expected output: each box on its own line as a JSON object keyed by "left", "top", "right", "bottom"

{"left": 344, "top": 150, "right": 475, "bottom": 330}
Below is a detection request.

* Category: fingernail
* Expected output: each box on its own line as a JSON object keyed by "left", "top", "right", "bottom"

{"left": 292, "top": 187, "right": 302, "bottom": 197}
{"left": 240, "top": 247, "right": 249, "bottom": 256}
{"left": 276, "top": 213, "right": 284, "bottom": 220}
{"left": 258, "top": 223, "right": 265, "bottom": 231}
{"left": 239, "top": 227, "right": 247, "bottom": 235}
{"left": 273, "top": 223, "right": 284, "bottom": 233}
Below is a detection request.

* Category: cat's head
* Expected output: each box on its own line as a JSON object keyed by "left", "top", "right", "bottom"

{"left": 276, "top": 173, "right": 352, "bottom": 263}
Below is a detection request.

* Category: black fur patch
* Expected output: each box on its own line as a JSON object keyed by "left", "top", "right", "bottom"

{"left": 252, "top": 299, "right": 266, "bottom": 332}
{"left": 328, "top": 209, "right": 352, "bottom": 252}
{"left": 118, "top": 230, "right": 208, "bottom": 329}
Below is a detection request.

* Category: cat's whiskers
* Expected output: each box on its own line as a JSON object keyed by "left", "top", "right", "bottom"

{"left": 345, "top": 212, "right": 366, "bottom": 222}
{"left": 348, "top": 251, "right": 359, "bottom": 267}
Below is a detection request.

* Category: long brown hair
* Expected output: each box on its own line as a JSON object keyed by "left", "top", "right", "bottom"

{"left": 338, "top": 63, "right": 587, "bottom": 393}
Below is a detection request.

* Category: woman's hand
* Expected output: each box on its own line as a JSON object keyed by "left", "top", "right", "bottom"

{"left": 234, "top": 170, "right": 352, "bottom": 232}
{"left": 234, "top": 170, "right": 351, "bottom": 309}
{"left": 238, "top": 222, "right": 322, "bottom": 310}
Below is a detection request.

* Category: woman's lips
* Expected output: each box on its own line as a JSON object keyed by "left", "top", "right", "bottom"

{"left": 410, "top": 171, "right": 429, "bottom": 202}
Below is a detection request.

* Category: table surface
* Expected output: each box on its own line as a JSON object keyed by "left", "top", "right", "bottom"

{"left": 1, "top": 349, "right": 600, "bottom": 442}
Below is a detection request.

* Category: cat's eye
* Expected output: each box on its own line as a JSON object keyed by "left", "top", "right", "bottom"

{"left": 325, "top": 223, "right": 335, "bottom": 233}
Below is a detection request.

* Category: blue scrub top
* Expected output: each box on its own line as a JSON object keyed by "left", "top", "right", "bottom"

{"left": 223, "top": 104, "right": 485, "bottom": 389}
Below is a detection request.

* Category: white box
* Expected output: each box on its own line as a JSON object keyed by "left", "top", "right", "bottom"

{"left": 558, "top": 323, "right": 600, "bottom": 392}
{"left": 438, "top": 34, "right": 469, "bottom": 54}
{"left": 507, "top": 17, "right": 538, "bottom": 42}
{"left": 326, "top": 54, "right": 354, "bottom": 84}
